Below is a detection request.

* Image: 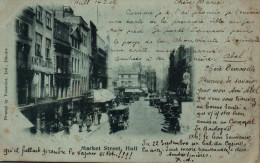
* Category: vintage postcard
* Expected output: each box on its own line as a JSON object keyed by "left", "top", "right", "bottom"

{"left": 0, "top": 0, "right": 259, "bottom": 162}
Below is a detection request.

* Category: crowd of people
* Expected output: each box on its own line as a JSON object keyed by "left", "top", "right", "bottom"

{"left": 72, "top": 109, "right": 103, "bottom": 133}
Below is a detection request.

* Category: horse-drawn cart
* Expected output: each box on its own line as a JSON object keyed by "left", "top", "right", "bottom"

{"left": 108, "top": 105, "right": 129, "bottom": 133}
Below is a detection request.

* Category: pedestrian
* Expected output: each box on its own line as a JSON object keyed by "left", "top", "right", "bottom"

{"left": 105, "top": 103, "right": 109, "bottom": 112}
{"left": 77, "top": 112, "right": 83, "bottom": 132}
{"left": 72, "top": 115, "right": 77, "bottom": 125}
{"left": 91, "top": 112, "right": 95, "bottom": 123}
{"left": 86, "top": 115, "right": 92, "bottom": 132}
{"left": 183, "top": 69, "right": 190, "bottom": 98}
{"left": 98, "top": 112, "right": 102, "bottom": 124}
{"left": 63, "top": 119, "right": 70, "bottom": 135}
{"left": 115, "top": 97, "right": 118, "bottom": 106}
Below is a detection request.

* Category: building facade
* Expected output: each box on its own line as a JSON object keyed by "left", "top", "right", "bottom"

{"left": 15, "top": 5, "right": 110, "bottom": 133}
{"left": 145, "top": 68, "right": 157, "bottom": 93}
{"left": 16, "top": 6, "right": 55, "bottom": 106}
{"left": 96, "top": 34, "right": 108, "bottom": 89}
{"left": 113, "top": 63, "right": 152, "bottom": 94}
{"left": 168, "top": 45, "right": 193, "bottom": 99}
{"left": 15, "top": 5, "right": 58, "bottom": 133}
{"left": 89, "top": 22, "right": 109, "bottom": 90}
{"left": 53, "top": 6, "right": 91, "bottom": 97}
{"left": 54, "top": 18, "right": 71, "bottom": 99}
{"left": 15, "top": 7, "right": 35, "bottom": 105}
{"left": 117, "top": 72, "right": 140, "bottom": 88}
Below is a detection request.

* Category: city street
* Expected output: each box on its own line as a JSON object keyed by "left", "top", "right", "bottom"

{"left": 90, "top": 98, "right": 167, "bottom": 136}
{"left": 13, "top": 5, "right": 195, "bottom": 140}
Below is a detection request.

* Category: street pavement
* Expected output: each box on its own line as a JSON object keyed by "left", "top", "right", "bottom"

{"left": 45, "top": 97, "right": 193, "bottom": 138}
{"left": 9, "top": 97, "right": 193, "bottom": 147}
{"left": 53, "top": 112, "right": 108, "bottom": 138}
{"left": 91, "top": 98, "right": 168, "bottom": 136}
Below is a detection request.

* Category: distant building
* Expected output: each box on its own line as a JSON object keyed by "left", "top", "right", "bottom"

{"left": 117, "top": 71, "right": 140, "bottom": 88}
{"left": 145, "top": 68, "right": 156, "bottom": 93}
{"left": 113, "top": 63, "right": 153, "bottom": 94}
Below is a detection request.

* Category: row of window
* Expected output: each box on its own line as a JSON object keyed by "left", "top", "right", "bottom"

{"left": 72, "top": 80, "right": 81, "bottom": 97}
{"left": 81, "top": 32, "right": 88, "bottom": 47}
{"left": 71, "top": 53, "right": 89, "bottom": 73}
{"left": 72, "top": 77, "right": 88, "bottom": 97}
{"left": 121, "top": 81, "right": 133, "bottom": 86}
{"left": 72, "top": 38, "right": 80, "bottom": 49}
{"left": 32, "top": 73, "right": 54, "bottom": 98}
{"left": 16, "top": 20, "right": 29, "bottom": 38}
{"left": 81, "top": 77, "right": 88, "bottom": 92}
{"left": 72, "top": 33, "right": 89, "bottom": 49}
{"left": 82, "top": 53, "right": 88, "bottom": 70}
{"left": 36, "top": 6, "right": 52, "bottom": 28}
{"left": 57, "top": 87, "right": 68, "bottom": 99}
{"left": 56, "top": 56, "right": 69, "bottom": 73}
{"left": 35, "top": 33, "right": 51, "bottom": 58}
{"left": 72, "top": 57, "right": 80, "bottom": 74}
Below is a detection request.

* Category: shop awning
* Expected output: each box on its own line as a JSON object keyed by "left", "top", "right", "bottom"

{"left": 15, "top": 108, "right": 35, "bottom": 130}
{"left": 125, "top": 89, "right": 142, "bottom": 93}
{"left": 141, "top": 87, "right": 148, "bottom": 93}
{"left": 88, "top": 89, "right": 116, "bottom": 103}
{"left": 72, "top": 97, "right": 82, "bottom": 101}
{"left": 110, "top": 105, "right": 129, "bottom": 111}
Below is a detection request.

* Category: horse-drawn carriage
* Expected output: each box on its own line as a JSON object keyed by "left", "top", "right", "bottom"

{"left": 108, "top": 105, "right": 129, "bottom": 133}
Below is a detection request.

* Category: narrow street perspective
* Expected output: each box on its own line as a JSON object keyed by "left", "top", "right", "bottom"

{"left": 91, "top": 97, "right": 165, "bottom": 136}
{"left": 14, "top": 5, "right": 194, "bottom": 137}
